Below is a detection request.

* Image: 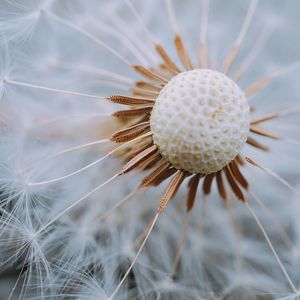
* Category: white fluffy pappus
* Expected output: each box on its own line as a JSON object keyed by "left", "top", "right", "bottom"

{"left": 1, "top": 0, "right": 300, "bottom": 299}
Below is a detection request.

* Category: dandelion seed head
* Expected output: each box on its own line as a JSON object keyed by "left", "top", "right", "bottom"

{"left": 0, "top": 0, "right": 300, "bottom": 299}
{"left": 150, "top": 68, "right": 250, "bottom": 174}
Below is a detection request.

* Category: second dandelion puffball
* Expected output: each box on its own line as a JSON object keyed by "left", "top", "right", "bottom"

{"left": 150, "top": 69, "right": 250, "bottom": 174}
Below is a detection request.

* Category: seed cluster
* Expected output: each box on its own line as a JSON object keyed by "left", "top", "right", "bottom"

{"left": 150, "top": 69, "right": 250, "bottom": 174}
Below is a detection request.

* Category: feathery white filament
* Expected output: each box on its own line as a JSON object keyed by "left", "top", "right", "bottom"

{"left": 234, "top": 27, "right": 272, "bottom": 80}
{"left": 51, "top": 62, "right": 134, "bottom": 84}
{"left": 125, "top": 0, "right": 157, "bottom": 45}
{"left": 269, "top": 60, "right": 300, "bottom": 79}
{"left": 279, "top": 105, "right": 300, "bottom": 117}
{"left": 165, "top": 0, "right": 179, "bottom": 33}
{"left": 234, "top": 0, "right": 259, "bottom": 47}
{"left": 222, "top": 0, "right": 259, "bottom": 74}
{"left": 44, "top": 10, "right": 132, "bottom": 67}
{"left": 246, "top": 157, "right": 300, "bottom": 196}
{"left": 249, "top": 190, "right": 293, "bottom": 248}
{"left": 200, "top": 0, "right": 209, "bottom": 44}
{"left": 89, "top": 18, "right": 149, "bottom": 66}
{"left": 245, "top": 61, "right": 300, "bottom": 98}
{"left": 35, "top": 174, "right": 119, "bottom": 235}
{"left": 28, "top": 138, "right": 111, "bottom": 170}
{"left": 31, "top": 113, "right": 113, "bottom": 127}
{"left": 93, "top": 187, "right": 140, "bottom": 224}
{"left": 199, "top": 0, "right": 209, "bottom": 68}
{"left": 27, "top": 149, "right": 115, "bottom": 186}
{"left": 110, "top": 11, "right": 159, "bottom": 65}
{"left": 109, "top": 212, "right": 160, "bottom": 300}
{"left": 5, "top": 79, "right": 104, "bottom": 100}
{"left": 245, "top": 202, "right": 298, "bottom": 294}
{"left": 285, "top": 138, "right": 300, "bottom": 146}
{"left": 28, "top": 133, "right": 152, "bottom": 186}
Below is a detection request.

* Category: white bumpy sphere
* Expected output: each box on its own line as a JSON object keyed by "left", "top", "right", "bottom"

{"left": 150, "top": 69, "right": 250, "bottom": 174}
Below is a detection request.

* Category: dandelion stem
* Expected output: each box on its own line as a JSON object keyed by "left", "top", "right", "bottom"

{"left": 43, "top": 10, "right": 132, "bottom": 67}
{"left": 4, "top": 79, "right": 103, "bottom": 100}
{"left": 109, "top": 212, "right": 160, "bottom": 300}
{"left": 245, "top": 201, "right": 298, "bottom": 294}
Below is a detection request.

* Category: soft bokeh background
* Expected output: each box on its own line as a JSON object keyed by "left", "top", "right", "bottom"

{"left": 0, "top": 1, "right": 300, "bottom": 299}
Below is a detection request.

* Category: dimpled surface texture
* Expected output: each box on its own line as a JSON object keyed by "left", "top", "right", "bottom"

{"left": 150, "top": 69, "right": 250, "bottom": 174}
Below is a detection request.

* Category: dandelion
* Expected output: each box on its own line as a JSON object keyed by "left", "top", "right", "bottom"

{"left": 1, "top": 0, "right": 300, "bottom": 299}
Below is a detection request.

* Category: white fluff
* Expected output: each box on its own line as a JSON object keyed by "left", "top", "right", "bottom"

{"left": 0, "top": 0, "right": 300, "bottom": 299}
